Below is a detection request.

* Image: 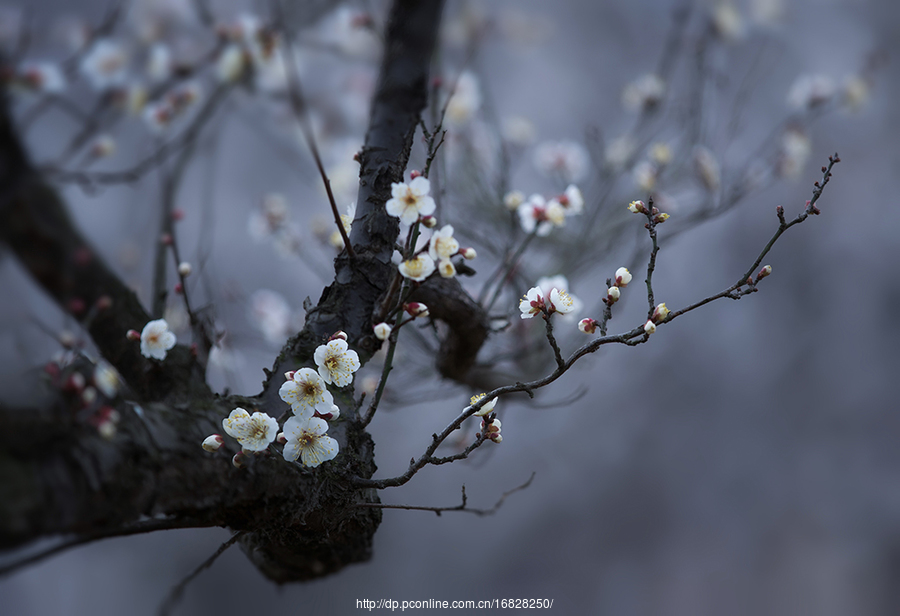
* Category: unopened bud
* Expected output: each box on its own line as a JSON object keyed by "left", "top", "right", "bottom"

{"left": 757, "top": 265, "right": 772, "bottom": 280}
{"left": 606, "top": 286, "right": 620, "bottom": 304}
{"left": 64, "top": 372, "right": 86, "bottom": 393}
{"left": 654, "top": 212, "right": 670, "bottom": 223}
{"left": 202, "top": 434, "right": 224, "bottom": 452}
{"left": 177, "top": 262, "right": 192, "bottom": 277}
{"left": 126, "top": 329, "right": 141, "bottom": 341}
{"left": 232, "top": 452, "right": 247, "bottom": 468}
{"left": 644, "top": 320, "right": 657, "bottom": 335}
{"left": 651, "top": 302, "right": 670, "bottom": 324}
{"left": 578, "top": 318, "right": 598, "bottom": 334}
{"left": 373, "top": 322, "right": 392, "bottom": 341}
{"left": 284, "top": 370, "right": 296, "bottom": 381}
{"left": 171, "top": 209, "right": 185, "bottom": 221}
{"left": 405, "top": 302, "right": 429, "bottom": 318}
{"left": 409, "top": 169, "right": 422, "bottom": 180}
{"left": 615, "top": 267, "right": 632, "bottom": 287}
{"left": 174, "top": 282, "right": 183, "bottom": 294}
{"left": 627, "top": 200, "right": 647, "bottom": 214}
{"left": 461, "top": 247, "right": 477, "bottom": 260}
{"left": 276, "top": 432, "right": 287, "bottom": 445}
{"left": 420, "top": 215, "right": 437, "bottom": 228}
{"left": 330, "top": 330, "right": 348, "bottom": 341}
{"left": 160, "top": 233, "right": 173, "bottom": 245}
{"left": 317, "top": 405, "right": 340, "bottom": 421}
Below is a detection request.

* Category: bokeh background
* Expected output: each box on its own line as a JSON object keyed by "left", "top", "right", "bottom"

{"left": 1, "top": 0, "right": 899, "bottom": 614}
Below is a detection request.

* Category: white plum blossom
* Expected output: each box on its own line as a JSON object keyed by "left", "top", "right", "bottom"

{"left": 445, "top": 70, "right": 482, "bottom": 127}
{"left": 504, "top": 190, "right": 525, "bottom": 211}
{"left": 549, "top": 288, "right": 575, "bottom": 315}
{"left": 93, "top": 361, "right": 121, "bottom": 398}
{"left": 222, "top": 408, "right": 278, "bottom": 452}
{"left": 519, "top": 287, "right": 545, "bottom": 319}
{"left": 787, "top": 74, "right": 836, "bottom": 110}
{"left": 469, "top": 393, "right": 497, "bottom": 417}
{"left": 607, "top": 286, "right": 621, "bottom": 303}
{"left": 80, "top": 39, "right": 129, "bottom": 90}
{"left": 537, "top": 276, "right": 582, "bottom": 317}
{"left": 533, "top": 140, "right": 589, "bottom": 184}
{"left": 428, "top": 225, "right": 460, "bottom": 261}
{"left": 282, "top": 416, "right": 339, "bottom": 467}
{"left": 517, "top": 194, "right": 554, "bottom": 237}
{"left": 557, "top": 184, "right": 584, "bottom": 216}
{"left": 279, "top": 368, "right": 334, "bottom": 421}
{"left": 314, "top": 339, "right": 361, "bottom": 387}
{"left": 438, "top": 259, "right": 456, "bottom": 278}
{"left": 385, "top": 176, "right": 436, "bottom": 225}
{"left": 501, "top": 115, "right": 536, "bottom": 146}
{"left": 399, "top": 253, "right": 435, "bottom": 281}
{"left": 249, "top": 289, "right": 291, "bottom": 345}
{"left": 16, "top": 62, "right": 66, "bottom": 93}
{"left": 140, "top": 319, "right": 176, "bottom": 360}
{"left": 644, "top": 320, "right": 657, "bottom": 335}
{"left": 777, "top": 128, "right": 811, "bottom": 179}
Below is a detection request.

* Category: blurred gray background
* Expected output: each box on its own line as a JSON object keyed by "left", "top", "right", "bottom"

{"left": 1, "top": 0, "right": 899, "bottom": 614}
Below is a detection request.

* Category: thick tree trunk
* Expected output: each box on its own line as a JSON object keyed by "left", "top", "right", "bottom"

{"left": 0, "top": 0, "right": 446, "bottom": 583}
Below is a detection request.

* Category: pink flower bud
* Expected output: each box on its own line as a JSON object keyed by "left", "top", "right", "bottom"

{"left": 410, "top": 169, "right": 423, "bottom": 179}
{"left": 232, "top": 452, "right": 247, "bottom": 468}
{"left": 420, "top": 215, "right": 437, "bottom": 228}
{"left": 171, "top": 209, "right": 185, "bottom": 221}
{"left": 284, "top": 370, "right": 296, "bottom": 381}
{"left": 461, "top": 247, "right": 477, "bottom": 260}
{"left": 606, "top": 286, "right": 620, "bottom": 304}
{"left": 405, "top": 302, "right": 429, "bottom": 318}
{"left": 126, "top": 329, "right": 141, "bottom": 341}
{"left": 757, "top": 265, "right": 772, "bottom": 281}
{"left": 578, "top": 318, "right": 598, "bottom": 334}
{"left": 160, "top": 233, "right": 173, "bottom": 245}
{"left": 174, "top": 282, "right": 183, "bottom": 294}
{"left": 330, "top": 331, "right": 348, "bottom": 341}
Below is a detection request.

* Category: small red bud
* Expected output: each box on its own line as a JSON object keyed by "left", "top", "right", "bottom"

{"left": 160, "top": 233, "right": 173, "bottom": 245}
{"left": 409, "top": 169, "right": 422, "bottom": 180}
{"left": 174, "top": 282, "right": 183, "bottom": 294}
{"left": 126, "top": 329, "right": 141, "bottom": 341}
{"left": 171, "top": 209, "right": 185, "bottom": 221}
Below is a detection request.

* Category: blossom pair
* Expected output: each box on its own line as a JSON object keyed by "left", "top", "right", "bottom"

{"left": 216, "top": 408, "right": 338, "bottom": 468}
{"left": 514, "top": 185, "right": 583, "bottom": 237}
{"left": 519, "top": 286, "right": 575, "bottom": 319}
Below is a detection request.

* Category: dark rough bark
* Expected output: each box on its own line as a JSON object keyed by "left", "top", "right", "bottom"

{"left": 0, "top": 0, "right": 446, "bottom": 583}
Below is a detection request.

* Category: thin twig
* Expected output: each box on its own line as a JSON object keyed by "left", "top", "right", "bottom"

{"left": 158, "top": 531, "right": 245, "bottom": 616}
{"left": 354, "top": 473, "right": 536, "bottom": 516}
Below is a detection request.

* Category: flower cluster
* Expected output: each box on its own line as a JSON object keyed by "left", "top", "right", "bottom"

{"left": 204, "top": 333, "right": 360, "bottom": 469}
{"left": 519, "top": 285, "right": 575, "bottom": 320}
{"left": 514, "top": 185, "right": 584, "bottom": 237}
{"left": 387, "top": 173, "right": 477, "bottom": 284}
